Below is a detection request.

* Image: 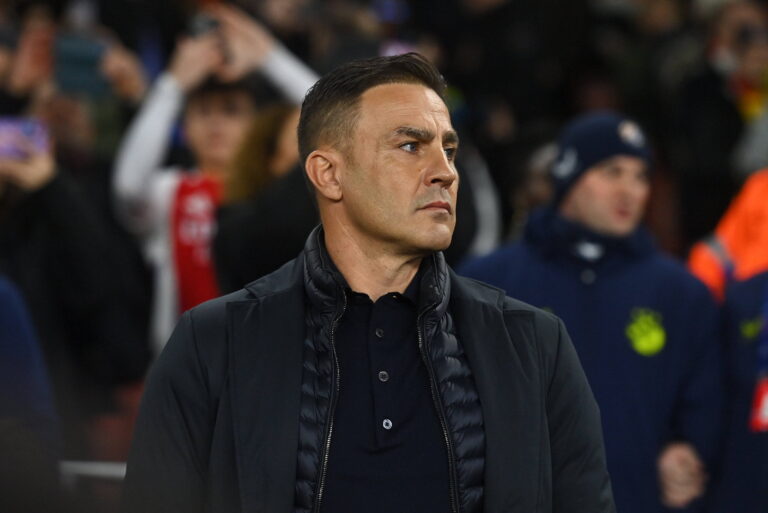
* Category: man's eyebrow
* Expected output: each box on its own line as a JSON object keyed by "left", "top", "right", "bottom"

{"left": 394, "top": 126, "right": 434, "bottom": 141}
{"left": 393, "top": 126, "right": 460, "bottom": 146}
{"left": 443, "top": 130, "right": 460, "bottom": 146}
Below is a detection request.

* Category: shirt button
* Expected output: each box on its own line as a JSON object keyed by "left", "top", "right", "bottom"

{"left": 374, "top": 328, "right": 384, "bottom": 338}
{"left": 382, "top": 418, "right": 393, "bottom": 430}
{"left": 378, "top": 370, "right": 390, "bottom": 382}
{"left": 581, "top": 269, "right": 596, "bottom": 284}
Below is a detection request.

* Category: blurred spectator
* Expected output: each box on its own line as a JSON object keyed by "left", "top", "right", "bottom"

{"left": 214, "top": 164, "right": 318, "bottom": 293}
{"left": 705, "top": 269, "right": 768, "bottom": 513}
{"left": 460, "top": 112, "right": 723, "bottom": 513}
{"left": 213, "top": 103, "right": 318, "bottom": 292}
{"left": 0, "top": 4, "right": 55, "bottom": 114}
{"left": 0, "top": 130, "right": 149, "bottom": 458}
{"left": 0, "top": 274, "right": 63, "bottom": 513}
{"left": 223, "top": 103, "right": 300, "bottom": 204}
{"left": 113, "top": 4, "right": 317, "bottom": 352}
{"left": 689, "top": 168, "right": 768, "bottom": 301}
{"left": 0, "top": 1, "right": 152, "bottom": 287}
{"left": 672, "top": 0, "right": 768, "bottom": 251}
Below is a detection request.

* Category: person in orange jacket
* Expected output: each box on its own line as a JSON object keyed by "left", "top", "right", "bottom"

{"left": 688, "top": 168, "right": 768, "bottom": 301}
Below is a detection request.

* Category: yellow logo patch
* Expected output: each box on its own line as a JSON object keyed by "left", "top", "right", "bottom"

{"left": 626, "top": 308, "right": 666, "bottom": 356}
{"left": 740, "top": 317, "right": 764, "bottom": 341}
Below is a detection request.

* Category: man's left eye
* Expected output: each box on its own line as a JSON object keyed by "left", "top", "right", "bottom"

{"left": 444, "top": 147, "right": 457, "bottom": 160}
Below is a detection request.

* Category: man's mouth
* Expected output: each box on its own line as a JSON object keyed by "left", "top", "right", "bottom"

{"left": 421, "top": 201, "right": 452, "bottom": 214}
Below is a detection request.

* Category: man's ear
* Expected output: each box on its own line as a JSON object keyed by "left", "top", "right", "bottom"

{"left": 305, "top": 149, "right": 343, "bottom": 201}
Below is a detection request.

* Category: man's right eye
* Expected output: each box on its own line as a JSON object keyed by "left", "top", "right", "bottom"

{"left": 400, "top": 142, "right": 419, "bottom": 153}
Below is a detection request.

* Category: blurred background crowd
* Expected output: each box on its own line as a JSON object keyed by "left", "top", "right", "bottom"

{"left": 0, "top": 0, "right": 767, "bottom": 511}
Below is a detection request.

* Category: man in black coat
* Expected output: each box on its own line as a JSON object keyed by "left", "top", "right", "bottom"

{"left": 123, "top": 53, "right": 615, "bottom": 513}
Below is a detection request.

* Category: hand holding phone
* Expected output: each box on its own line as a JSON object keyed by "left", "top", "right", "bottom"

{"left": 0, "top": 118, "right": 55, "bottom": 192}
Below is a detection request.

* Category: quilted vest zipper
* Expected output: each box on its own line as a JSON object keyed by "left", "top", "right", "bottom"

{"left": 418, "top": 307, "right": 460, "bottom": 513}
{"left": 312, "top": 291, "right": 347, "bottom": 513}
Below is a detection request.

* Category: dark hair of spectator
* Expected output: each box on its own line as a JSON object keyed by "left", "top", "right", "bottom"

{"left": 225, "top": 103, "right": 298, "bottom": 203}
{"left": 297, "top": 52, "right": 446, "bottom": 164}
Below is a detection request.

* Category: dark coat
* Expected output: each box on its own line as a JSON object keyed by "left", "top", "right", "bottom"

{"left": 123, "top": 239, "right": 615, "bottom": 513}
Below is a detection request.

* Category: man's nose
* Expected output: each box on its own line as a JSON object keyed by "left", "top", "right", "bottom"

{"left": 424, "top": 146, "right": 458, "bottom": 188}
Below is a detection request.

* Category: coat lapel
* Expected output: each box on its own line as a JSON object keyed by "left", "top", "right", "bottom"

{"left": 452, "top": 278, "right": 543, "bottom": 512}
{"left": 227, "top": 283, "right": 306, "bottom": 513}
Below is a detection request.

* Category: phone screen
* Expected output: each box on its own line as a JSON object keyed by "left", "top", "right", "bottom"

{"left": 0, "top": 119, "right": 49, "bottom": 159}
{"left": 54, "top": 33, "right": 109, "bottom": 97}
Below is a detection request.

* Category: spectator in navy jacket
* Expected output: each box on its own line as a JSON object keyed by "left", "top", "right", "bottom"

{"left": 460, "top": 111, "right": 724, "bottom": 513}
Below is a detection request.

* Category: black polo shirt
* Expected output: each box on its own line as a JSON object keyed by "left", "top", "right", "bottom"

{"left": 319, "top": 270, "right": 451, "bottom": 513}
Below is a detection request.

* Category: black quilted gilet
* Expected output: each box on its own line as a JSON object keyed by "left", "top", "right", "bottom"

{"left": 293, "top": 229, "right": 485, "bottom": 513}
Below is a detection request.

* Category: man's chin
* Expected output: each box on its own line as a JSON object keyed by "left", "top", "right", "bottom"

{"left": 603, "top": 222, "right": 637, "bottom": 238}
{"left": 419, "top": 231, "right": 454, "bottom": 253}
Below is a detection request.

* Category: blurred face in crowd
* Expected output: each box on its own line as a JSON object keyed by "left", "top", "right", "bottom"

{"left": 559, "top": 155, "right": 650, "bottom": 237}
{"left": 183, "top": 90, "right": 255, "bottom": 173}
{"left": 322, "top": 83, "right": 459, "bottom": 255}
{"left": 713, "top": 1, "right": 768, "bottom": 78}
{"left": 716, "top": 1, "right": 767, "bottom": 50}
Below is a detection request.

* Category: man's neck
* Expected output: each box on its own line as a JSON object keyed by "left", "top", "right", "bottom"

{"left": 323, "top": 225, "right": 423, "bottom": 301}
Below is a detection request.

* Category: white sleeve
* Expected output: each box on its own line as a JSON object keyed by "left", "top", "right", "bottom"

{"left": 260, "top": 43, "right": 319, "bottom": 105}
{"left": 113, "top": 73, "right": 184, "bottom": 234}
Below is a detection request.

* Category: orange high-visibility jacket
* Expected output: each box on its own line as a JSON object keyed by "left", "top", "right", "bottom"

{"left": 689, "top": 169, "right": 768, "bottom": 301}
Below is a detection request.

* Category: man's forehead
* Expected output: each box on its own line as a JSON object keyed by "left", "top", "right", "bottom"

{"left": 359, "top": 83, "right": 453, "bottom": 133}
{"left": 361, "top": 83, "right": 449, "bottom": 115}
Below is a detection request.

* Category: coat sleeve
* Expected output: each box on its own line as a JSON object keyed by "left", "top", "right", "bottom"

{"left": 112, "top": 72, "right": 183, "bottom": 235}
{"left": 122, "top": 310, "right": 212, "bottom": 513}
{"left": 544, "top": 316, "right": 616, "bottom": 513}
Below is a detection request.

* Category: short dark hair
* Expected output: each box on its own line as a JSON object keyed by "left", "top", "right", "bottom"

{"left": 297, "top": 52, "right": 446, "bottom": 163}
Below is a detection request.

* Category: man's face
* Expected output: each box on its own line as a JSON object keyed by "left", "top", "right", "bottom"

{"left": 559, "top": 155, "right": 650, "bottom": 237}
{"left": 183, "top": 91, "right": 255, "bottom": 172}
{"left": 336, "top": 82, "right": 459, "bottom": 255}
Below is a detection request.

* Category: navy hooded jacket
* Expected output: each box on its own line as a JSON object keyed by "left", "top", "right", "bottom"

{"left": 459, "top": 208, "right": 724, "bottom": 513}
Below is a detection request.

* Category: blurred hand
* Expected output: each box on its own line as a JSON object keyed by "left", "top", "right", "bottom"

{"left": 658, "top": 442, "right": 706, "bottom": 508}
{"left": 208, "top": 4, "right": 276, "bottom": 81}
{"left": 168, "top": 34, "right": 224, "bottom": 91}
{"left": 101, "top": 45, "right": 147, "bottom": 104}
{"left": 0, "top": 144, "right": 56, "bottom": 192}
{"left": 7, "top": 17, "right": 55, "bottom": 96}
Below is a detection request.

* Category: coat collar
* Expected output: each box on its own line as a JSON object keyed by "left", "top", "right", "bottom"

{"left": 302, "top": 225, "right": 451, "bottom": 318}
{"left": 524, "top": 206, "right": 654, "bottom": 263}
